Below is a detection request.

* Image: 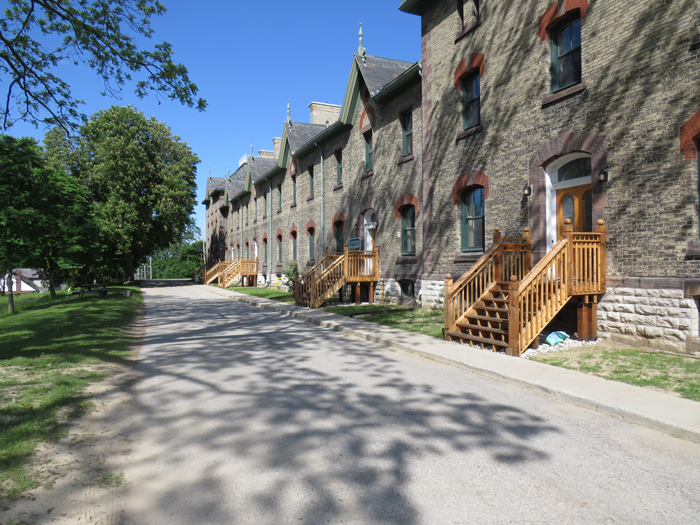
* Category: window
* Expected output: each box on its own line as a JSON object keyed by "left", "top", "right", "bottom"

{"left": 401, "top": 206, "right": 416, "bottom": 256}
{"left": 365, "top": 132, "right": 373, "bottom": 172}
{"left": 335, "top": 150, "right": 342, "bottom": 185}
{"left": 308, "top": 228, "right": 315, "bottom": 260}
{"left": 292, "top": 176, "right": 297, "bottom": 203}
{"left": 398, "top": 279, "right": 415, "bottom": 299}
{"left": 461, "top": 186, "right": 485, "bottom": 252}
{"left": 335, "top": 222, "right": 344, "bottom": 252}
{"left": 263, "top": 239, "right": 268, "bottom": 263}
{"left": 309, "top": 165, "right": 314, "bottom": 197}
{"left": 401, "top": 111, "right": 413, "bottom": 156}
{"left": 551, "top": 17, "right": 581, "bottom": 93}
{"left": 254, "top": 199, "right": 257, "bottom": 221}
{"left": 277, "top": 235, "right": 283, "bottom": 263}
{"left": 278, "top": 184, "right": 282, "bottom": 210}
{"left": 292, "top": 232, "right": 297, "bottom": 261}
{"left": 246, "top": 243, "right": 250, "bottom": 259}
{"left": 462, "top": 73, "right": 480, "bottom": 130}
{"left": 263, "top": 194, "right": 267, "bottom": 218}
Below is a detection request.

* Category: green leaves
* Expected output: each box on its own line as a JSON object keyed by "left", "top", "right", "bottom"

{"left": 0, "top": 0, "right": 206, "bottom": 131}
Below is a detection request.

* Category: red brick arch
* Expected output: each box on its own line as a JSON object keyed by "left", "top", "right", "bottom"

{"left": 289, "top": 223, "right": 298, "bottom": 239}
{"left": 454, "top": 54, "right": 485, "bottom": 89}
{"left": 681, "top": 110, "right": 700, "bottom": 160}
{"left": 539, "top": 0, "right": 589, "bottom": 41}
{"left": 245, "top": 238, "right": 249, "bottom": 247}
{"left": 360, "top": 106, "right": 376, "bottom": 131}
{"left": 276, "top": 228, "right": 283, "bottom": 240}
{"left": 394, "top": 193, "right": 419, "bottom": 219}
{"left": 262, "top": 233, "right": 268, "bottom": 243}
{"left": 306, "top": 219, "right": 316, "bottom": 235}
{"left": 332, "top": 211, "right": 346, "bottom": 231}
{"left": 452, "top": 170, "right": 490, "bottom": 205}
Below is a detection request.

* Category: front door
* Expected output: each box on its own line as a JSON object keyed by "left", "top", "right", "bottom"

{"left": 557, "top": 184, "right": 592, "bottom": 237}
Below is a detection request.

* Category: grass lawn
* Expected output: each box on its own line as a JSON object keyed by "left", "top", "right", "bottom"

{"left": 532, "top": 347, "right": 700, "bottom": 401}
{"left": 0, "top": 286, "right": 141, "bottom": 500}
{"left": 324, "top": 303, "right": 445, "bottom": 339}
{"left": 228, "top": 284, "right": 296, "bottom": 304}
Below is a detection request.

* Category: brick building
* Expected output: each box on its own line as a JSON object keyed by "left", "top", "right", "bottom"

{"left": 203, "top": 1, "right": 700, "bottom": 354}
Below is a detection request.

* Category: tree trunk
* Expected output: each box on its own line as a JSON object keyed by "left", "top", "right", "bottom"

{"left": 125, "top": 255, "right": 135, "bottom": 281}
{"left": 48, "top": 271, "right": 56, "bottom": 299}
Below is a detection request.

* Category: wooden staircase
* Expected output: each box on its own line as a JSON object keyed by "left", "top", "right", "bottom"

{"left": 219, "top": 259, "right": 241, "bottom": 288}
{"left": 295, "top": 246, "right": 379, "bottom": 308}
{"left": 204, "top": 261, "right": 224, "bottom": 285}
{"left": 445, "top": 219, "right": 607, "bottom": 356}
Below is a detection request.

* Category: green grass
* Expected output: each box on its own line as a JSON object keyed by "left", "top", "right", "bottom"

{"left": 533, "top": 348, "right": 700, "bottom": 401}
{"left": 325, "top": 303, "right": 445, "bottom": 339}
{"left": 228, "top": 285, "right": 295, "bottom": 304}
{"left": 0, "top": 286, "right": 141, "bottom": 500}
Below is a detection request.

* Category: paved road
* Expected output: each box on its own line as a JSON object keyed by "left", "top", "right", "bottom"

{"left": 121, "top": 284, "right": 700, "bottom": 524}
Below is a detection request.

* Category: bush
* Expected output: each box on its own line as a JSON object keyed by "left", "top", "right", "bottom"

{"left": 281, "top": 261, "right": 299, "bottom": 292}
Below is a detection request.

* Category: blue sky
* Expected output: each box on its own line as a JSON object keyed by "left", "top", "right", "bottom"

{"left": 7, "top": 1, "right": 421, "bottom": 236}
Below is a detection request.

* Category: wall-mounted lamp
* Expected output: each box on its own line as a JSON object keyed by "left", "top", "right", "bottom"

{"left": 523, "top": 184, "right": 532, "bottom": 197}
{"left": 598, "top": 169, "right": 609, "bottom": 182}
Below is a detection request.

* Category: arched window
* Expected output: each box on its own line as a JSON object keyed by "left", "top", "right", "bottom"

{"left": 277, "top": 233, "right": 283, "bottom": 263}
{"left": 308, "top": 227, "right": 315, "bottom": 260}
{"left": 263, "top": 237, "right": 268, "bottom": 264}
{"left": 400, "top": 205, "right": 416, "bottom": 256}
{"left": 461, "top": 186, "right": 485, "bottom": 252}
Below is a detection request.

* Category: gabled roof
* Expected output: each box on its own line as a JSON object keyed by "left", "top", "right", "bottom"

{"left": 398, "top": 0, "right": 428, "bottom": 15}
{"left": 286, "top": 121, "right": 327, "bottom": 153}
{"left": 201, "top": 176, "right": 226, "bottom": 204}
{"left": 354, "top": 54, "right": 415, "bottom": 97}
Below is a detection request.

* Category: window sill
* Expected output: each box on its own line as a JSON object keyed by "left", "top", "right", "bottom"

{"left": 396, "top": 255, "right": 417, "bottom": 264}
{"left": 262, "top": 216, "right": 267, "bottom": 220}
{"left": 307, "top": 195, "right": 315, "bottom": 202}
{"left": 397, "top": 154, "right": 414, "bottom": 166}
{"left": 541, "top": 81, "right": 586, "bottom": 107}
{"left": 253, "top": 220, "right": 257, "bottom": 224}
{"left": 455, "top": 18, "right": 481, "bottom": 43}
{"left": 276, "top": 208, "right": 282, "bottom": 214}
{"left": 456, "top": 123, "right": 483, "bottom": 142}
{"left": 290, "top": 202, "right": 296, "bottom": 209}
{"left": 454, "top": 251, "right": 484, "bottom": 263}
{"left": 333, "top": 183, "right": 344, "bottom": 191}
{"left": 306, "top": 259, "right": 316, "bottom": 267}
{"left": 361, "top": 170, "right": 374, "bottom": 180}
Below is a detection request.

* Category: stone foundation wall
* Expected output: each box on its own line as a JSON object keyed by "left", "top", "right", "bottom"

{"left": 418, "top": 279, "right": 445, "bottom": 309}
{"left": 598, "top": 287, "right": 699, "bottom": 354}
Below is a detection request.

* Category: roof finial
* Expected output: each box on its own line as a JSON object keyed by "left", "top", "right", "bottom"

{"left": 227, "top": 166, "right": 230, "bottom": 176}
{"left": 208, "top": 167, "right": 211, "bottom": 177}
{"left": 358, "top": 23, "right": 366, "bottom": 64}
{"left": 250, "top": 142, "right": 254, "bottom": 162}
{"left": 287, "top": 100, "right": 291, "bottom": 124}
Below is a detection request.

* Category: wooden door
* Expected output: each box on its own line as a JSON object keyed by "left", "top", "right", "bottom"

{"left": 557, "top": 185, "right": 592, "bottom": 237}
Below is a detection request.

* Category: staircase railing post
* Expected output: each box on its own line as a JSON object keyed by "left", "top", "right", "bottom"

{"left": 596, "top": 219, "right": 606, "bottom": 291}
{"left": 507, "top": 275, "right": 520, "bottom": 356}
{"left": 563, "top": 219, "right": 574, "bottom": 296}
{"left": 444, "top": 274, "right": 454, "bottom": 338}
{"left": 493, "top": 227, "right": 502, "bottom": 282}
{"left": 523, "top": 227, "right": 532, "bottom": 276}
{"left": 344, "top": 245, "right": 349, "bottom": 280}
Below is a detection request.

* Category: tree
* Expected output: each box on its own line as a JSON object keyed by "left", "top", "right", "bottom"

{"left": 0, "top": 135, "right": 44, "bottom": 313}
{"left": 28, "top": 168, "right": 100, "bottom": 297}
{"left": 74, "top": 105, "right": 198, "bottom": 279}
{"left": 0, "top": 0, "right": 206, "bottom": 131}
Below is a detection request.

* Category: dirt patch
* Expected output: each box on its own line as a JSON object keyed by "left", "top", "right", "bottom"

{"left": 0, "top": 309, "right": 145, "bottom": 524}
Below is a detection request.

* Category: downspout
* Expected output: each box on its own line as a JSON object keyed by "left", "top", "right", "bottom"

{"left": 269, "top": 180, "right": 273, "bottom": 282}
{"left": 314, "top": 142, "right": 324, "bottom": 256}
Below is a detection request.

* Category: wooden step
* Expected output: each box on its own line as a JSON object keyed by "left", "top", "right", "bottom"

{"left": 446, "top": 332, "right": 509, "bottom": 348}
{"left": 466, "top": 314, "right": 508, "bottom": 324}
{"left": 482, "top": 296, "right": 507, "bottom": 304}
{"left": 473, "top": 305, "right": 508, "bottom": 314}
{"left": 456, "top": 322, "right": 507, "bottom": 336}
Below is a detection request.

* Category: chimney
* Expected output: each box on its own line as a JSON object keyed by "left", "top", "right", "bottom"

{"left": 309, "top": 102, "right": 341, "bottom": 126}
{"left": 272, "top": 137, "right": 282, "bottom": 159}
{"left": 238, "top": 154, "right": 248, "bottom": 167}
{"left": 258, "top": 150, "right": 275, "bottom": 159}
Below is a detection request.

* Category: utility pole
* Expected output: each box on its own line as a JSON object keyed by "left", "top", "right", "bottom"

{"left": 149, "top": 257, "right": 152, "bottom": 280}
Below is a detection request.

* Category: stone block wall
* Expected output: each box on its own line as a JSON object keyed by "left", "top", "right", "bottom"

{"left": 598, "top": 286, "right": 699, "bottom": 354}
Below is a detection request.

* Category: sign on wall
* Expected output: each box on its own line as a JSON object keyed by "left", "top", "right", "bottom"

{"left": 348, "top": 237, "right": 361, "bottom": 251}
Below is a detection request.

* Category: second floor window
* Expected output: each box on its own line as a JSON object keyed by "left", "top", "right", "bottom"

{"left": 365, "top": 132, "right": 373, "bottom": 172}
{"left": 292, "top": 176, "right": 297, "bottom": 203}
{"left": 309, "top": 165, "right": 314, "bottom": 197}
{"left": 336, "top": 150, "right": 342, "bottom": 185}
{"left": 402, "top": 111, "right": 413, "bottom": 156}
{"left": 308, "top": 229, "right": 315, "bottom": 260}
{"left": 263, "top": 240, "right": 268, "bottom": 263}
{"left": 278, "top": 236, "right": 282, "bottom": 262}
{"left": 278, "top": 184, "right": 282, "bottom": 209}
{"left": 462, "top": 73, "right": 480, "bottom": 130}
{"left": 551, "top": 17, "right": 581, "bottom": 92}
